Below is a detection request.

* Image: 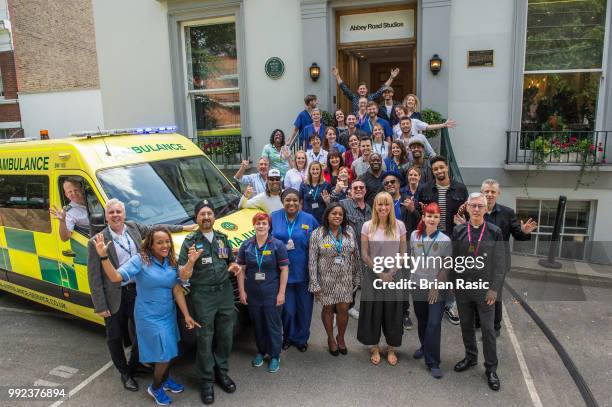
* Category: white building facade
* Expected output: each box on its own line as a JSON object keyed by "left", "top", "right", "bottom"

{"left": 11, "top": 0, "right": 612, "bottom": 264}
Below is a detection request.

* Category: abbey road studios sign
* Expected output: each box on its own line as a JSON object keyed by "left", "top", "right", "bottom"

{"left": 339, "top": 10, "right": 415, "bottom": 44}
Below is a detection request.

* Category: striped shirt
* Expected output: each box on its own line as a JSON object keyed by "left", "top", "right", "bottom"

{"left": 437, "top": 185, "right": 449, "bottom": 232}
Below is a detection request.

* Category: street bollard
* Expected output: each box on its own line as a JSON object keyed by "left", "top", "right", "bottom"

{"left": 538, "top": 195, "right": 566, "bottom": 269}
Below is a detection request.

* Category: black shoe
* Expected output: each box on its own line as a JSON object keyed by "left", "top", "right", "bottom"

{"left": 215, "top": 374, "right": 236, "bottom": 393}
{"left": 454, "top": 358, "right": 478, "bottom": 372}
{"left": 336, "top": 336, "right": 347, "bottom": 355}
{"left": 282, "top": 339, "right": 291, "bottom": 351}
{"left": 297, "top": 343, "right": 308, "bottom": 352}
{"left": 120, "top": 373, "right": 139, "bottom": 392}
{"left": 486, "top": 371, "right": 500, "bottom": 391}
{"left": 328, "top": 348, "right": 339, "bottom": 357}
{"left": 201, "top": 383, "right": 214, "bottom": 405}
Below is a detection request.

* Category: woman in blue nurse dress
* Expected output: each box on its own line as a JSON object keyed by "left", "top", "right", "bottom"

{"left": 94, "top": 225, "right": 200, "bottom": 406}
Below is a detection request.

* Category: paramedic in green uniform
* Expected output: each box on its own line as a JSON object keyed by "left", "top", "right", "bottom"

{"left": 178, "top": 200, "right": 241, "bottom": 405}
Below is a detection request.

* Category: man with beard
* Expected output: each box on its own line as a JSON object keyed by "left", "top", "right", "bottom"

{"left": 377, "top": 86, "right": 400, "bottom": 126}
{"left": 358, "top": 153, "right": 385, "bottom": 207}
{"left": 239, "top": 169, "right": 284, "bottom": 214}
{"left": 407, "top": 138, "right": 434, "bottom": 186}
{"left": 179, "top": 201, "right": 242, "bottom": 404}
{"left": 417, "top": 156, "right": 468, "bottom": 325}
{"left": 332, "top": 66, "right": 399, "bottom": 114}
{"left": 451, "top": 193, "right": 505, "bottom": 392}
{"left": 358, "top": 101, "right": 393, "bottom": 141}
{"left": 87, "top": 199, "right": 194, "bottom": 392}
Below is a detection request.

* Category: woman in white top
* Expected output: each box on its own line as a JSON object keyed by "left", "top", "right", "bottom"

{"left": 409, "top": 202, "right": 451, "bottom": 379}
{"left": 284, "top": 150, "right": 308, "bottom": 190}
{"left": 357, "top": 191, "right": 406, "bottom": 367}
{"left": 371, "top": 122, "right": 389, "bottom": 157}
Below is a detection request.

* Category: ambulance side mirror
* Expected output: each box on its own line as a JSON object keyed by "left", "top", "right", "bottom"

{"left": 90, "top": 213, "right": 106, "bottom": 236}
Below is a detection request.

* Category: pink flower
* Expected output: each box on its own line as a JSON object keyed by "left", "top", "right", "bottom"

{"left": 598, "top": 147, "right": 603, "bottom": 152}
{"left": 562, "top": 143, "right": 569, "bottom": 149}
{"left": 590, "top": 144, "right": 596, "bottom": 151}
{"left": 570, "top": 137, "right": 578, "bottom": 143}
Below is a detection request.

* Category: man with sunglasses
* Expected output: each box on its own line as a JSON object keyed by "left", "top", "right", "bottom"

{"left": 451, "top": 192, "right": 505, "bottom": 392}
{"left": 239, "top": 169, "right": 283, "bottom": 214}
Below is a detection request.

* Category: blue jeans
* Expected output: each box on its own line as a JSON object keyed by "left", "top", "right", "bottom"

{"left": 413, "top": 300, "right": 444, "bottom": 368}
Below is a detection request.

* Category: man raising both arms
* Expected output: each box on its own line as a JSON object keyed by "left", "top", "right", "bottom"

{"left": 332, "top": 66, "right": 399, "bottom": 115}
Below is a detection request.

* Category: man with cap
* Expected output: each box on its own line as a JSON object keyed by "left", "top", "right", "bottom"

{"left": 377, "top": 86, "right": 400, "bottom": 126}
{"left": 239, "top": 169, "right": 283, "bottom": 214}
{"left": 179, "top": 200, "right": 241, "bottom": 405}
{"left": 407, "top": 137, "right": 434, "bottom": 186}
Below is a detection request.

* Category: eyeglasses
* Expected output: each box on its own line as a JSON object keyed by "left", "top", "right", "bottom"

{"left": 383, "top": 180, "right": 397, "bottom": 186}
{"left": 268, "top": 177, "right": 281, "bottom": 182}
{"left": 352, "top": 186, "right": 365, "bottom": 190}
{"left": 468, "top": 204, "right": 486, "bottom": 210}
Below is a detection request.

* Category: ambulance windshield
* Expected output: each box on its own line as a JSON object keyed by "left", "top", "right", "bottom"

{"left": 97, "top": 155, "right": 241, "bottom": 225}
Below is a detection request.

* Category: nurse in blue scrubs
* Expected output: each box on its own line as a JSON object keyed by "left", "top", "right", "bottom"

{"left": 236, "top": 212, "right": 289, "bottom": 373}
{"left": 270, "top": 188, "right": 319, "bottom": 352}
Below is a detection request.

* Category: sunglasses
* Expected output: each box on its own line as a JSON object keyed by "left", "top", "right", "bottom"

{"left": 352, "top": 185, "right": 365, "bottom": 190}
{"left": 268, "top": 177, "right": 281, "bottom": 181}
{"left": 383, "top": 179, "right": 397, "bottom": 186}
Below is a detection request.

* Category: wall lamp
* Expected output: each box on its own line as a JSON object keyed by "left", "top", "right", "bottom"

{"left": 309, "top": 62, "right": 320, "bottom": 81}
{"left": 429, "top": 54, "right": 442, "bottom": 75}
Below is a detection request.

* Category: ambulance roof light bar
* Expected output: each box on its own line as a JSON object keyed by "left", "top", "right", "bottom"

{"left": 69, "top": 125, "right": 178, "bottom": 138}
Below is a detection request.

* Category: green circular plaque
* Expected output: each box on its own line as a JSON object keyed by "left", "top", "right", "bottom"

{"left": 265, "top": 57, "right": 285, "bottom": 79}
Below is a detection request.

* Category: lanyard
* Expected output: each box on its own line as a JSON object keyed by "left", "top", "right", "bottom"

{"left": 421, "top": 230, "right": 440, "bottom": 257}
{"left": 311, "top": 150, "right": 321, "bottom": 162}
{"left": 113, "top": 233, "right": 132, "bottom": 256}
{"left": 311, "top": 185, "right": 321, "bottom": 200}
{"left": 253, "top": 241, "right": 269, "bottom": 272}
{"left": 284, "top": 211, "right": 297, "bottom": 238}
{"left": 328, "top": 227, "right": 343, "bottom": 255}
{"left": 467, "top": 222, "right": 487, "bottom": 256}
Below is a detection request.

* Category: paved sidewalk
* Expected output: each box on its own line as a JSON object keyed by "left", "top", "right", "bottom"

{"left": 511, "top": 254, "right": 612, "bottom": 282}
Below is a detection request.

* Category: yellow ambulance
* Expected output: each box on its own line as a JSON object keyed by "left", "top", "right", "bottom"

{"left": 0, "top": 127, "right": 256, "bottom": 324}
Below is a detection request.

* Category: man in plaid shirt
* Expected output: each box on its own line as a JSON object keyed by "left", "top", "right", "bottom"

{"left": 332, "top": 66, "right": 400, "bottom": 114}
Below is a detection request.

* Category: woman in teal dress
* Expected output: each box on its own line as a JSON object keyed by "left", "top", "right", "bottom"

{"left": 94, "top": 225, "right": 200, "bottom": 406}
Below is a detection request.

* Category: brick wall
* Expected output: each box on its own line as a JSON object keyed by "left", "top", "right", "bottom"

{"left": 7, "top": 0, "right": 99, "bottom": 93}
{"left": 0, "top": 51, "right": 18, "bottom": 99}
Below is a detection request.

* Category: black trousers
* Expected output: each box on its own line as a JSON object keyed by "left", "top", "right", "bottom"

{"left": 104, "top": 283, "right": 139, "bottom": 375}
{"left": 474, "top": 301, "right": 503, "bottom": 331}
{"left": 456, "top": 301, "right": 498, "bottom": 373}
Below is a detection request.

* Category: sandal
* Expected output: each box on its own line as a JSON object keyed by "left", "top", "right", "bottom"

{"left": 370, "top": 347, "right": 381, "bottom": 365}
{"left": 386, "top": 348, "right": 398, "bottom": 366}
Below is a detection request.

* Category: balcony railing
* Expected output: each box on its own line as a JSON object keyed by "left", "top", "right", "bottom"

{"left": 197, "top": 134, "right": 251, "bottom": 169}
{"left": 506, "top": 131, "right": 609, "bottom": 167}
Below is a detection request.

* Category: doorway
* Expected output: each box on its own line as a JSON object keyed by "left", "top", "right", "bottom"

{"left": 334, "top": 5, "right": 416, "bottom": 113}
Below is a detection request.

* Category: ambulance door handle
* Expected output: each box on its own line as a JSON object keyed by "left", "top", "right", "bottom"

{"left": 62, "top": 250, "right": 76, "bottom": 257}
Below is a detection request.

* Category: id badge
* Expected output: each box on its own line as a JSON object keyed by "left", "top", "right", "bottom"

{"left": 255, "top": 272, "right": 266, "bottom": 281}
{"left": 334, "top": 256, "right": 344, "bottom": 265}
{"left": 201, "top": 257, "right": 213, "bottom": 265}
{"left": 311, "top": 202, "right": 319, "bottom": 209}
{"left": 286, "top": 239, "right": 295, "bottom": 250}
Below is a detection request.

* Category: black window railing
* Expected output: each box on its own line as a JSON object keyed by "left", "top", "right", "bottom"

{"left": 506, "top": 131, "right": 609, "bottom": 166}
{"left": 197, "top": 134, "right": 251, "bottom": 168}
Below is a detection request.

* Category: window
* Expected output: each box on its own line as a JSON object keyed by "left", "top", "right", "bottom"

{"left": 57, "top": 176, "right": 103, "bottom": 237}
{"left": 0, "top": 175, "right": 51, "bottom": 233}
{"left": 514, "top": 199, "right": 592, "bottom": 261}
{"left": 184, "top": 18, "right": 241, "bottom": 140}
{"left": 97, "top": 155, "right": 240, "bottom": 225}
{"left": 521, "top": 0, "right": 608, "bottom": 131}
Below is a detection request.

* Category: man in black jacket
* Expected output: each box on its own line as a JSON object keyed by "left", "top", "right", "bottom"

{"left": 456, "top": 179, "right": 537, "bottom": 335}
{"left": 451, "top": 192, "right": 506, "bottom": 391}
{"left": 417, "top": 156, "right": 469, "bottom": 324}
{"left": 377, "top": 86, "right": 400, "bottom": 126}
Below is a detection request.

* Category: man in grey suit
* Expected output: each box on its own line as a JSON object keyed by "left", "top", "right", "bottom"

{"left": 87, "top": 198, "right": 195, "bottom": 391}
